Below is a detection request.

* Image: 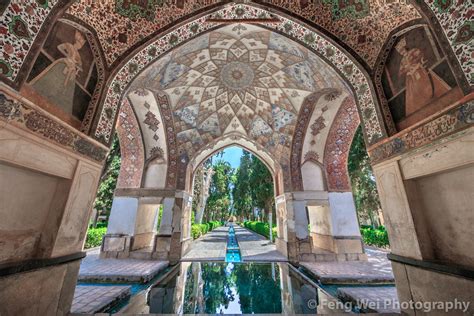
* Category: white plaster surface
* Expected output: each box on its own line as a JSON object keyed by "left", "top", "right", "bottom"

{"left": 107, "top": 197, "right": 139, "bottom": 235}
{"left": 144, "top": 163, "right": 167, "bottom": 188}
{"left": 293, "top": 200, "right": 310, "bottom": 239}
{"left": 301, "top": 161, "right": 325, "bottom": 191}
{"left": 328, "top": 192, "right": 361, "bottom": 237}
{"left": 159, "top": 197, "right": 174, "bottom": 234}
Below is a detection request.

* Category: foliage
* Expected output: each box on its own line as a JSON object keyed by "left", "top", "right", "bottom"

{"left": 93, "top": 134, "right": 121, "bottom": 219}
{"left": 191, "top": 221, "right": 222, "bottom": 239}
{"left": 232, "top": 151, "right": 275, "bottom": 223}
{"left": 182, "top": 262, "right": 282, "bottom": 314}
{"left": 248, "top": 154, "right": 274, "bottom": 222}
{"left": 360, "top": 226, "right": 389, "bottom": 248}
{"left": 348, "top": 126, "right": 382, "bottom": 228}
{"left": 192, "top": 164, "right": 204, "bottom": 219}
{"left": 84, "top": 227, "right": 107, "bottom": 249}
{"left": 156, "top": 205, "right": 163, "bottom": 230}
{"left": 205, "top": 160, "right": 234, "bottom": 222}
{"left": 232, "top": 151, "right": 253, "bottom": 220}
{"left": 243, "top": 221, "right": 277, "bottom": 242}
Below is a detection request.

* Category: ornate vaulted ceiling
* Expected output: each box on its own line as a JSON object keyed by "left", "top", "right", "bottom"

{"left": 65, "top": 0, "right": 420, "bottom": 68}
{"left": 66, "top": 0, "right": 221, "bottom": 66}
{"left": 127, "top": 24, "right": 350, "bottom": 165}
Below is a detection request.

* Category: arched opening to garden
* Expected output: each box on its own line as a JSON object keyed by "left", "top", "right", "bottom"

{"left": 1, "top": 1, "right": 472, "bottom": 314}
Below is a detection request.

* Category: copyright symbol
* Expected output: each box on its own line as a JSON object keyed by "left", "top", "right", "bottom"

{"left": 307, "top": 299, "right": 317, "bottom": 309}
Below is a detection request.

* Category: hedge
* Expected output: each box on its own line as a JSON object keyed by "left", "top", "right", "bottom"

{"left": 242, "top": 221, "right": 277, "bottom": 242}
{"left": 191, "top": 221, "right": 222, "bottom": 239}
{"left": 360, "top": 226, "right": 389, "bottom": 248}
{"left": 85, "top": 227, "right": 107, "bottom": 249}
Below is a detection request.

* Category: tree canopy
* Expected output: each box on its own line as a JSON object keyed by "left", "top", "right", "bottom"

{"left": 348, "top": 126, "right": 382, "bottom": 227}
{"left": 93, "top": 134, "right": 121, "bottom": 220}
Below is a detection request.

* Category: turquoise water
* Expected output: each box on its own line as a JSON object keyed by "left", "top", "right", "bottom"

{"left": 225, "top": 225, "right": 241, "bottom": 262}
{"left": 141, "top": 262, "right": 333, "bottom": 314}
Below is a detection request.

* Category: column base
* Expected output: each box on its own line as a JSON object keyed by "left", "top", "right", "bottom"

{"left": 100, "top": 234, "right": 133, "bottom": 259}
{"left": 297, "top": 233, "right": 367, "bottom": 262}
{"left": 152, "top": 234, "right": 171, "bottom": 260}
{"left": 390, "top": 256, "right": 474, "bottom": 315}
{"left": 0, "top": 254, "right": 82, "bottom": 315}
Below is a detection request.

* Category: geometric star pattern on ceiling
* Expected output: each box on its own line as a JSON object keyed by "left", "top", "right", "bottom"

{"left": 130, "top": 24, "right": 347, "bottom": 160}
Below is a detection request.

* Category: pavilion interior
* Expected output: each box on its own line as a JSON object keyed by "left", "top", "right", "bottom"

{"left": 0, "top": 1, "right": 473, "bottom": 315}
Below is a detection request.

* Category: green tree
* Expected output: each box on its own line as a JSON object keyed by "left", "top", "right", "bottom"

{"left": 232, "top": 151, "right": 253, "bottom": 221}
{"left": 93, "top": 133, "right": 121, "bottom": 225}
{"left": 205, "top": 160, "right": 234, "bottom": 222}
{"left": 348, "top": 126, "right": 382, "bottom": 228}
{"left": 248, "top": 155, "right": 274, "bottom": 224}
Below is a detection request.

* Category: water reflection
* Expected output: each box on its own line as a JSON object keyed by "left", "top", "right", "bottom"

{"left": 146, "top": 262, "right": 335, "bottom": 314}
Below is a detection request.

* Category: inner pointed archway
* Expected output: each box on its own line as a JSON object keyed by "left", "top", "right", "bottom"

{"left": 104, "top": 21, "right": 366, "bottom": 264}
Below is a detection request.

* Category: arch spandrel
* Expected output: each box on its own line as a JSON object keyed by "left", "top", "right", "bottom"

{"left": 120, "top": 22, "right": 361, "bottom": 192}
{"left": 92, "top": 4, "right": 387, "bottom": 147}
{"left": 116, "top": 98, "right": 145, "bottom": 188}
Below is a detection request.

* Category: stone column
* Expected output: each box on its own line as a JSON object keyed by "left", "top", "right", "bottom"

{"left": 153, "top": 197, "right": 174, "bottom": 260}
{"left": 101, "top": 196, "right": 139, "bottom": 258}
{"left": 168, "top": 191, "right": 193, "bottom": 264}
{"left": 132, "top": 197, "right": 160, "bottom": 251}
{"left": 372, "top": 129, "right": 474, "bottom": 315}
{"left": 275, "top": 192, "right": 316, "bottom": 262}
{"left": 309, "top": 191, "right": 365, "bottom": 261}
{"left": 279, "top": 190, "right": 366, "bottom": 262}
{"left": 0, "top": 107, "right": 103, "bottom": 315}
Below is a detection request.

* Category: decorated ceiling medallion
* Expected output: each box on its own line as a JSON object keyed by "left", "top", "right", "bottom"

{"left": 95, "top": 4, "right": 386, "bottom": 146}
{"left": 220, "top": 62, "right": 255, "bottom": 90}
{"left": 126, "top": 24, "right": 349, "bottom": 164}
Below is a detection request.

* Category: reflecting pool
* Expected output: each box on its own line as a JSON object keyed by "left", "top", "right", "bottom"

{"left": 118, "top": 262, "right": 348, "bottom": 314}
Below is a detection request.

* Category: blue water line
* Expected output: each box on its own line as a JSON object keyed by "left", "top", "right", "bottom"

{"left": 225, "top": 225, "right": 242, "bottom": 262}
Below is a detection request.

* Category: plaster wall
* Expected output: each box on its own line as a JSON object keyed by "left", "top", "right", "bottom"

{"left": 107, "top": 197, "right": 139, "bottom": 235}
{"left": 144, "top": 163, "right": 167, "bottom": 188}
{"left": 328, "top": 192, "right": 361, "bottom": 237}
{"left": 411, "top": 165, "right": 474, "bottom": 267}
{"left": 301, "top": 161, "right": 325, "bottom": 191}
{"left": 0, "top": 260, "right": 80, "bottom": 316}
{"left": 0, "top": 162, "right": 64, "bottom": 263}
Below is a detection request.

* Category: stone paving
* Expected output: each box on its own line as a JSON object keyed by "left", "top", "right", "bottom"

{"left": 337, "top": 286, "right": 400, "bottom": 314}
{"left": 300, "top": 246, "right": 394, "bottom": 284}
{"left": 70, "top": 285, "right": 131, "bottom": 314}
{"left": 182, "top": 225, "right": 287, "bottom": 262}
{"left": 235, "top": 226, "right": 287, "bottom": 262}
{"left": 182, "top": 226, "right": 228, "bottom": 261}
{"left": 78, "top": 248, "right": 168, "bottom": 283}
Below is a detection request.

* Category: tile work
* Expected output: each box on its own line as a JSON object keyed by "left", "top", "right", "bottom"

{"left": 323, "top": 96, "right": 360, "bottom": 191}
{"left": 263, "top": 0, "right": 420, "bottom": 68}
{"left": 128, "top": 24, "right": 346, "bottom": 166}
{"left": 71, "top": 285, "right": 131, "bottom": 314}
{"left": 0, "top": 91, "right": 108, "bottom": 163}
{"left": 0, "top": 0, "right": 59, "bottom": 79}
{"left": 425, "top": 0, "right": 473, "bottom": 85}
{"left": 66, "top": 0, "right": 220, "bottom": 66}
{"left": 93, "top": 4, "right": 386, "bottom": 146}
{"left": 116, "top": 98, "right": 144, "bottom": 188}
{"left": 78, "top": 248, "right": 168, "bottom": 283}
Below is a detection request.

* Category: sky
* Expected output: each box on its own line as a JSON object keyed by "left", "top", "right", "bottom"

{"left": 217, "top": 146, "right": 243, "bottom": 169}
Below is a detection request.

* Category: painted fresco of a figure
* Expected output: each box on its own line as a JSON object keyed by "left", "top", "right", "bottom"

{"left": 395, "top": 38, "right": 450, "bottom": 116}
{"left": 29, "top": 31, "right": 87, "bottom": 115}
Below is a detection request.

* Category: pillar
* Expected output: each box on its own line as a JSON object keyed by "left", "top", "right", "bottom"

{"left": 102, "top": 193, "right": 161, "bottom": 258}
{"left": 153, "top": 197, "right": 174, "bottom": 260}
{"left": 168, "top": 191, "right": 193, "bottom": 264}
{"left": 0, "top": 93, "right": 103, "bottom": 315}
{"left": 373, "top": 129, "right": 474, "bottom": 315}
{"left": 308, "top": 191, "right": 365, "bottom": 260}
